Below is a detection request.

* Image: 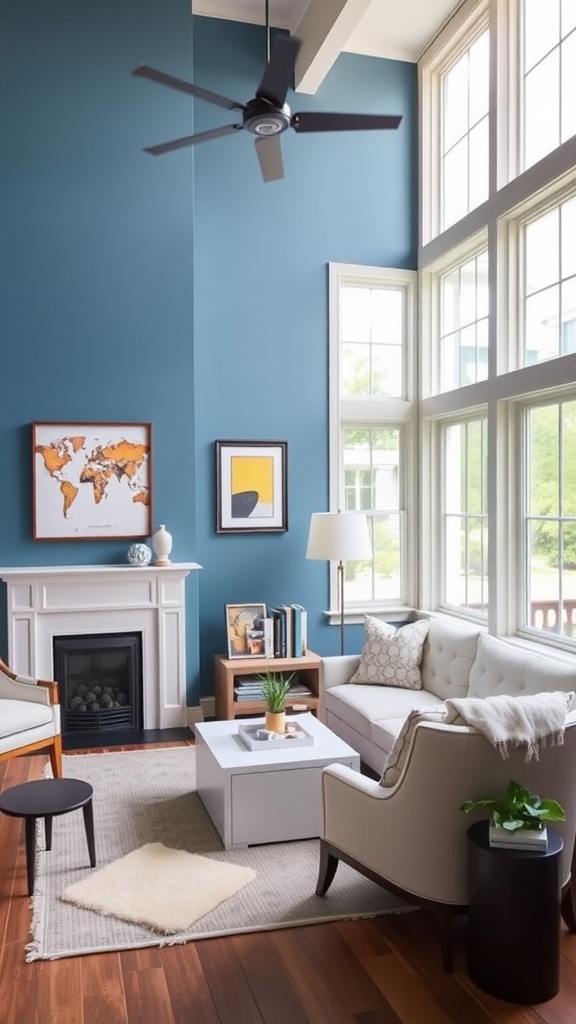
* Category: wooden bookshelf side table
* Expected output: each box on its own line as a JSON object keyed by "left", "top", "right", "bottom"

{"left": 213, "top": 651, "right": 322, "bottom": 721}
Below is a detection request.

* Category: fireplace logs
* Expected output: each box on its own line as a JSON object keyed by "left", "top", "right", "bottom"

{"left": 66, "top": 677, "right": 132, "bottom": 729}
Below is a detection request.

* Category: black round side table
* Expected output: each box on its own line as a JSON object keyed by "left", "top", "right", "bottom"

{"left": 0, "top": 778, "right": 96, "bottom": 895}
{"left": 467, "top": 819, "right": 563, "bottom": 1004}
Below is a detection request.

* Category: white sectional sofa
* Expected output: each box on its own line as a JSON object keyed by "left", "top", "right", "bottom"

{"left": 321, "top": 617, "right": 576, "bottom": 774}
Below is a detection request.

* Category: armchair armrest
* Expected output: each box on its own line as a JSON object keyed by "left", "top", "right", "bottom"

{"left": 0, "top": 658, "right": 60, "bottom": 706}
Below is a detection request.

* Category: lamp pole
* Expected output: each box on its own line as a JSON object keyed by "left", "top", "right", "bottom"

{"left": 338, "top": 559, "right": 345, "bottom": 656}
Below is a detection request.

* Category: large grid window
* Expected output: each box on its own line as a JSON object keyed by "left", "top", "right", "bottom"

{"left": 523, "top": 1, "right": 576, "bottom": 171}
{"left": 343, "top": 426, "right": 402, "bottom": 603}
{"left": 440, "top": 250, "right": 489, "bottom": 390}
{"left": 442, "top": 417, "right": 488, "bottom": 616}
{"left": 524, "top": 398, "right": 576, "bottom": 638}
{"left": 340, "top": 285, "right": 404, "bottom": 398}
{"left": 441, "top": 28, "right": 489, "bottom": 231}
{"left": 329, "top": 264, "right": 417, "bottom": 616}
{"left": 522, "top": 194, "right": 576, "bottom": 366}
{"left": 420, "top": 0, "right": 576, "bottom": 652}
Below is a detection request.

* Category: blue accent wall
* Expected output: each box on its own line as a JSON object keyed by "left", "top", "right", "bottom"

{"left": 0, "top": 1, "right": 417, "bottom": 704}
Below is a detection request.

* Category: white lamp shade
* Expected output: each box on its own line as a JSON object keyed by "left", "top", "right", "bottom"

{"left": 306, "top": 511, "right": 372, "bottom": 562}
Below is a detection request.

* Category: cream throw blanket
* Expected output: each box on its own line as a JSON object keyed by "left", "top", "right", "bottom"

{"left": 444, "top": 690, "right": 576, "bottom": 761}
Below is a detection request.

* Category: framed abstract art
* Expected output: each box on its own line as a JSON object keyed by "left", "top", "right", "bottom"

{"left": 216, "top": 440, "right": 287, "bottom": 533}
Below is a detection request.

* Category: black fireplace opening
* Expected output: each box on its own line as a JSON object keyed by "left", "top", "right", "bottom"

{"left": 53, "top": 632, "right": 143, "bottom": 739}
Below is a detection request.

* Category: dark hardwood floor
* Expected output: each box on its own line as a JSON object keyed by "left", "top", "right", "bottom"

{"left": 2, "top": 742, "right": 576, "bottom": 1023}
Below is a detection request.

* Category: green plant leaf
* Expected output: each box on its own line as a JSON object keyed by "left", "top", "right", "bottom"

{"left": 459, "top": 779, "right": 566, "bottom": 828}
{"left": 257, "top": 672, "right": 295, "bottom": 713}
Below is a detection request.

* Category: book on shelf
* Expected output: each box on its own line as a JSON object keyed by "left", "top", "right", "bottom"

{"left": 281, "top": 605, "right": 293, "bottom": 659}
{"left": 263, "top": 616, "right": 274, "bottom": 658}
{"left": 291, "top": 603, "right": 307, "bottom": 657}
{"left": 269, "top": 607, "right": 286, "bottom": 658}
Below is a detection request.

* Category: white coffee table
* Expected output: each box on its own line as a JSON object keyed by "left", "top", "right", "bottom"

{"left": 194, "top": 713, "right": 360, "bottom": 850}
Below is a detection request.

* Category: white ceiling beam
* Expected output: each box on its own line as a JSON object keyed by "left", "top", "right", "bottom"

{"left": 292, "top": 0, "right": 373, "bottom": 94}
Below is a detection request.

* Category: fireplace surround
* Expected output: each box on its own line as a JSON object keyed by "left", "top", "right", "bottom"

{"left": 0, "top": 563, "right": 202, "bottom": 729}
{"left": 54, "top": 630, "right": 143, "bottom": 735}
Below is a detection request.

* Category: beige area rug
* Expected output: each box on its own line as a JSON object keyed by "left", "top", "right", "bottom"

{"left": 27, "top": 747, "right": 410, "bottom": 960}
{"left": 61, "top": 842, "right": 256, "bottom": 933}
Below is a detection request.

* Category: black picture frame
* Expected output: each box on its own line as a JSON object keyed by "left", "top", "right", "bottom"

{"left": 216, "top": 440, "right": 288, "bottom": 533}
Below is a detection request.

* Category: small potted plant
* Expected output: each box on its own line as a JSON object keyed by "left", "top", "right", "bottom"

{"left": 460, "top": 779, "right": 566, "bottom": 850}
{"left": 258, "top": 671, "right": 294, "bottom": 735}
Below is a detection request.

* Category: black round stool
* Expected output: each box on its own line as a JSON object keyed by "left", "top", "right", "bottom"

{"left": 0, "top": 778, "right": 96, "bottom": 895}
{"left": 467, "top": 819, "right": 563, "bottom": 1003}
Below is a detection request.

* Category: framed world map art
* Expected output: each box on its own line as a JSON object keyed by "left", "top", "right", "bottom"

{"left": 32, "top": 421, "right": 152, "bottom": 540}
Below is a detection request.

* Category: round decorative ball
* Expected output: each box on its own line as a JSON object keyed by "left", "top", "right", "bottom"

{"left": 126, "top": 543, "right": 152, "bottom": 567}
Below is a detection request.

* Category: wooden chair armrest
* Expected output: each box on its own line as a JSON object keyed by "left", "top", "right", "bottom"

{"left": 0, "top": 657, "right": 17, "bottom": 680}
{"left": 37, "top": 680, "right": 60, "bottom": 704}
{"left": 0, "top": 657, "right": 60, "bottom": 703}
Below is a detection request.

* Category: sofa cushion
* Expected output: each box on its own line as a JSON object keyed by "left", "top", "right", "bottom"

{"left": 371, "top": 699, "right": 446, "bottom": 759}
{"left": 379, "top": 706, "right": 449, "bottom": 788}
{"left": 349, "top": 617, "right": 429, "bottom": 689}
{"left": 421, "top": 618, "right": 481, "bottom": 701}
{"left": 0, "top": 699, "right": 53, "bottom": 739}
{"left": 468, "top": 634, "right": 576, "bottom": 699}
{"left": 325, "top": 684, "right": 444, "bottom": 745}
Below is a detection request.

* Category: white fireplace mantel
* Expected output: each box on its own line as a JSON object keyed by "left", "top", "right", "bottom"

{"left": 0, "top": 563, "right": 202, "bottom": 729}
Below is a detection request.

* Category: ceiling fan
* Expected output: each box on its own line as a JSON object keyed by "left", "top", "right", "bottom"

{"left": 132, "top": 1, "right": 402, "bottom": 183}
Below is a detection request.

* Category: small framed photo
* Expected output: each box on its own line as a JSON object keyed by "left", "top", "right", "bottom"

{"left": 32, "top": 421, "right": 152, "bottom": 540}
{"left": 226, "top": 603, "right": 267, "bottom": 659}
{"left": 216, "top": 440, "right": 288, "bottom": 533}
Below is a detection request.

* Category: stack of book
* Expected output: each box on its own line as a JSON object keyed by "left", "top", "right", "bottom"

{"left": 234, "top": 675, "right": 266, "bottom": 702}
{"left": 233, "top": 672, "right": 312, "bottom": 702}
{"left": 268, "top": 604, "right": 307, "bottom": 658}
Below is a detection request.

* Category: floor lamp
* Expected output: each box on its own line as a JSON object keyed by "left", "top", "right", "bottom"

{"left": 306, "top": 511, "right": 372, "bottom": 655}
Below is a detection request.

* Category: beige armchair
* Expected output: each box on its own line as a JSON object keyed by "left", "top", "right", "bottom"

{"left": 0, "top": 658, "right": 62, "bottom": 779}
{"left": 316, "top": 713, "right": 576, "bottom": 970}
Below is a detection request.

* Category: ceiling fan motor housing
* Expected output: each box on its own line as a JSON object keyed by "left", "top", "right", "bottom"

{"left": 243, "top": 97, "right": 291, "bottom": 136}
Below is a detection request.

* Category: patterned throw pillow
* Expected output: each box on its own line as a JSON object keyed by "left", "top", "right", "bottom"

{"left": 379, "top": 706, "right": 447, "bottom": 788}
{"left": 349, "top": 616, "right": 430, "bottom": 689}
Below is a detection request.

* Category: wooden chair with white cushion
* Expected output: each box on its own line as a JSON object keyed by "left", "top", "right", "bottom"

{"left": 0, "top": 657, "right": 62, "bottom": 779}
{"left": 316, "top": 707, "right": 576, "bottom": 970}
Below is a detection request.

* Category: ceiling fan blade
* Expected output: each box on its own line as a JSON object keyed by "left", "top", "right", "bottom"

{"left": 291, "top": 112, "right": 403, "bottom": 133}
{"left": 255, "top": 135, "right": 284, "bottom": 182}
{"left": 144, "top": 124, "right": 242, "bottom": 156}
{"left": 256, "top": 36, "right": 300, "bottom": 108}
{"left": 133, "top": 64, "right": 246, "bottom": 112}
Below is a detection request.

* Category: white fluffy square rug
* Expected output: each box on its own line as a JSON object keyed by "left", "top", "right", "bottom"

{"left": 60, "top": 841, "right": 256, "bottom": 933}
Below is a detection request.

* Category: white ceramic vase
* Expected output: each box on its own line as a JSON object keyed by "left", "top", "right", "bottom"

{"left": 152, "top": 524, "right": 173, "bottom": 566}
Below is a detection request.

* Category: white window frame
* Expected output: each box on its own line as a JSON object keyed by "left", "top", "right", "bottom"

{"left": 419, "top": 0, "right": 576, "bottom": 655}
{"left": 516, "top": 386, "right": 576, "bottom": 648}
{"left": 439, "top": 410, "right": 489, "bottom": 620}
{"left": 419, "top": 0, "right": 490, "bottom": 247}
{"left": 328, "top": 262, "right": 418, "bottom": 622}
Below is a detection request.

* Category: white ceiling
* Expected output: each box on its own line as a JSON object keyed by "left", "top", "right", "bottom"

{"left": 193, "top": 0, "right": 463, "bottom": 93}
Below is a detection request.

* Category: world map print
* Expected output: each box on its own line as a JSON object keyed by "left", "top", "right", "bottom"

{"left": 33, "top": 424, "right": 151, "bottom": 539}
